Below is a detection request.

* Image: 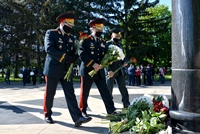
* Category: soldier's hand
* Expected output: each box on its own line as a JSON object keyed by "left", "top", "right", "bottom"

{"left": 93, "top": 63, "right": 101, "bottom": 71}
{"left": 124, "top": 63, "right": 128, "bottom": 67}
{"left": 108, "top": 71, "right": 114, "bottom": 78}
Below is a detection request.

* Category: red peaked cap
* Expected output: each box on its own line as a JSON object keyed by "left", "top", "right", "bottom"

{"left": 88, "top": 18, "right": 106, "bottom": 30}
{"left": 56, "top": 12, "right": 77, "bottom": 23}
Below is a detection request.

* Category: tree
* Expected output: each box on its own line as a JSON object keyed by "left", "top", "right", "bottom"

{"left": 138, "top": 4, "right": 171, "bottom": 67}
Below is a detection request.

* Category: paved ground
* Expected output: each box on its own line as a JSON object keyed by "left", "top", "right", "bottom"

{"left": 0, "top": 80, "right": 171, "bottom": 134}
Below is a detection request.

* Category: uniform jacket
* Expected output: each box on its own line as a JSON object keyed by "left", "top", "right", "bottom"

{"left": 43, "top": 28, "right": 76, "bottom": 78}
{"left": 78, "top": 35, "right": 108, "bottom": 79}
{"left": 106, "top": 40, "right": 125, "bottom": 76}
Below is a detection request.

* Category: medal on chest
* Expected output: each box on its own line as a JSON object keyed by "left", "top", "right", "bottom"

{"left": 58, "top": 38, "right": 63, "bottom": 43}
{"left": 59, "top": 45, "right": 62, "bottom": 49}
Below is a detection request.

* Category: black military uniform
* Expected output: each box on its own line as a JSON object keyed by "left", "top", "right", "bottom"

{"left": 43, "top": 12, "right": 91, "bottom": 127}
{"left": 105, "top": 28, "right": 130, "bottom": 108}
{"left": 32, "top": 67, "right": 38, "bottom": 85}
{"left": 78, "top": 18, "right": 116, "bottom": 117}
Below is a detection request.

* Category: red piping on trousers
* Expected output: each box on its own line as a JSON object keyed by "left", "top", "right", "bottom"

{"left": 79, "top": 76, "right": 84, "bottom": 111}
{"left": 43, "top": 75, "right": 48, "bottom": 116}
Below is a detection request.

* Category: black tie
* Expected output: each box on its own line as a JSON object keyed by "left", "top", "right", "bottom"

{"left": 96, "top": 38, "right": 99, "bottom": 45}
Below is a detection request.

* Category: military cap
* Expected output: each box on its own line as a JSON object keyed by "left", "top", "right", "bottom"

{"left": 110, "top": 28, "right": 124, "bottom": 37}
{"left": 88, "top": 18, "right": 106, "bottom": 31}
{"left": 56, "top": 12, "right": 77, "bottom": 26}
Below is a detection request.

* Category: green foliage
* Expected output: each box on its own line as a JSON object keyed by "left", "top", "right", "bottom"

{"left": 0, "top": 0, "right": 171, "bottom": 77}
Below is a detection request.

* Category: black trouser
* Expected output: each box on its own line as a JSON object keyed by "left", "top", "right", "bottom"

{"left": 107, "top": 73, "right": 130, "bottom": 106}
{"left": 44, "top": 75, "right": 82, "bottom": 122}
{"left": 32, "top": 76, "right": 36, "bottom": 85}
{"left": 23, "top": 77, "right": 27, "bottom": 86}
{"left": 4, "top": 76, "right": 10, "bottom": 84}
{"left": 79, "top": 76, "right": 115, "bottom": 114}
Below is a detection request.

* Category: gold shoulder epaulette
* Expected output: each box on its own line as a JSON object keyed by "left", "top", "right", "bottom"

{"left": 50, "top": 29, "right": 61, "bottom": 34}
{"left": 50, "top": 29, "right": 58, "bottom": 31}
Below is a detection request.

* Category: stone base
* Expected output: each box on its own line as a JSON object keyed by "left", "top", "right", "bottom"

{"left": 170, "top": 110, "right": 200, "bottom": 132}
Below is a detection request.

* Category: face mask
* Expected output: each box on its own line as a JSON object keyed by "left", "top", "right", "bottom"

{"left": 63, "top": 25, "right": 72, "bottom": 33}
{"left": 113, "top": 38, "right": 120, "bottom": 43}
{"left": 95, "top": 31, "right": 102, "bottom": 37}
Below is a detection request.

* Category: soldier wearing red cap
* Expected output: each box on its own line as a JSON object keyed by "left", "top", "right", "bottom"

{"left": 78, "top": 18, "right": 116, "bottom": 117}
{"left": 43, "top": 12, "right": 92, "bottom": 127}
{"left": 105, "top": 28, "right": 130, "bottom": 108}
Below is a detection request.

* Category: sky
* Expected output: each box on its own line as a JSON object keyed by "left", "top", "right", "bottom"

{"left": 159, "top": 0, "right": 171, "bottom": 10}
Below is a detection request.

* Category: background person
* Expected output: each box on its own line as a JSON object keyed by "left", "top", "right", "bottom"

{"left": 128, "top": 64, "right": 135, "bottom": 86}
{"left": 4, "top": 66, "right": 10, "bottom": 85}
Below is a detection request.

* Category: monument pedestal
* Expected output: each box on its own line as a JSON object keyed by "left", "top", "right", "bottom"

{"left": 171, "top": 0, "right": 200, "bottom": 132}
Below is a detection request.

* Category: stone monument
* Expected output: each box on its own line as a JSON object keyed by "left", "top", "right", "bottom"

{"left": 170, "top": 0, "right": 200, "bottom": 132}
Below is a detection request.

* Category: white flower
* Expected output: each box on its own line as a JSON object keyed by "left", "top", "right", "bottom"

{"left": 18, "top": 73, "right": 23, "bottom": 78}
{"left": 30, "top": 71, "right": 34, "bottom": 76}
{"left": 161, "top": 95, "right": 169, "bottom": 108}
{"left": 117, "top": 47, "right": 125, "bottom": 60}
{"left": 108, "top": 45, "right": 125, "bottom": 60}
{"left": 130, "top": 95, "right": 153, "bottom": 106}
{"left": 157, "top": 126, "right": 172, "bottom": 134}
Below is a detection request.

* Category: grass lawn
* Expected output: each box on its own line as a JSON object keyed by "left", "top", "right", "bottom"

{"left": 0, "top": 75, "right": 81, "bottom": 83}
{"left": 0, "top": 74, "right": 172, "bottom": 83}
{"left": 154, "top": 73, "right": 171, "bottom": 81}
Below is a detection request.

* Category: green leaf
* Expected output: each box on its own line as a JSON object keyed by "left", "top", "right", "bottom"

{"left": 150, "top": 117, "right": 158, "bottom": 126}
{"left": 159, "top": 114, "right": 167, "bottom": 121}
{"left": 151, "top": 112, "right": 161, "bottom": 117}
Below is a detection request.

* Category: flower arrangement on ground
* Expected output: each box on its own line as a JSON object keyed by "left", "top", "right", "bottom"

{"left": 105, "top": 94, "right": 171, "bottom": 134}
{"left": 88, "top": 44, "right": 125, "bottom": 77}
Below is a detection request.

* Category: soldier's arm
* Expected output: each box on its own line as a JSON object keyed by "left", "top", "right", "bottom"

{"left": 78, "top": 38, "right": 95, "bottom": 67}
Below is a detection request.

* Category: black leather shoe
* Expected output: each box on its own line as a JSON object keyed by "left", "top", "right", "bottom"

{"left": 75, "top": 117, "right": 92, "bottom": 127}
{"left": 45, "top": 116, "right": 54, "bottom": 124}
{"left": 82, "top": 111, "right": 88, "bottom": 117}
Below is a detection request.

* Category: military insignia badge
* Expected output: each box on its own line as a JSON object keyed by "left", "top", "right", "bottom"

{"left": 69, "top": 38, "right": 73, "bottom": 42}
{"left": 59, "top": 45, "right": 62, "bottom": 49}
{"left": 91, "top": 51, "right": 94, "bottom": 54}
{"left": 58, "top": 38, "right": 63, "bottom": 43}
{"left": 101, "top": 43, "right": 105, "bottom": 48}
{"left": 90, "top": 43, "right": 95, "bottom": 49}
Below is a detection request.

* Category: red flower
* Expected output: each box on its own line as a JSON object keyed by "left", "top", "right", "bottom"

{"left": 153, "top": 107, "right": 159, "bottom": 112}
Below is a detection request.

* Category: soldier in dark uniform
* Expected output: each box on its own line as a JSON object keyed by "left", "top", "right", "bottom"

{"left": 22, "top": 66, "right": 28, "bottom": 86}
{"left": 4, "top": 66, "right": 10, "bottom": 85}
{"left": 32, "top": 67, "right": 38, "bottom": 85}
{"left": 78, "top": 18, "right": 116, "bottom": 117}
{"left": 105, "top": 28, "right": 130, "bottom": 108}
{"left": 43, "top": 12, "right": 92, "bottom": 127}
